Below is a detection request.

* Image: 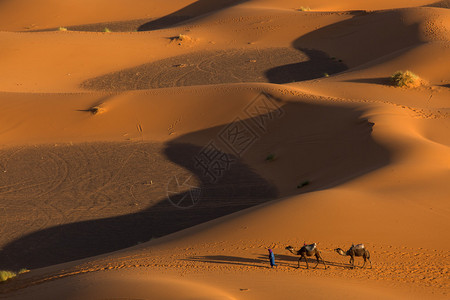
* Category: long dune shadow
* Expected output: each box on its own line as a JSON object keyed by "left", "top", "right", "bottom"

{"left": 292, "top": 10, "right": 423, "bottom": 68}
{"left": 29, "top": 0, "right": 247, "bottom": 33}
{"left": 265, "top": 48, "right": 347, "bottom": 83}
{"left": 0, "top": 100, "right": 390, "bottom": 271}
{"left": 138, "top": 0, "right": 248, "bottom": 31}
{"left": 81, "top": 47, "right": 347, "bottom": 91}
{"left": 0, "top": 142, "right": 277, "bottom": 271}
{"left": 265, "top": 10, "right": 427, "bottom": 83}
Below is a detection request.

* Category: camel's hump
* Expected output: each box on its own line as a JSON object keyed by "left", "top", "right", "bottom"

{"left": 352, "top": 244, "right": 365, "bottom": 250}
{"left": 304, "top": 243, "right": 317, "bottom": 252}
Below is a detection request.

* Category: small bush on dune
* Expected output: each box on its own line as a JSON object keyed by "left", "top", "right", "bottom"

{"left": 266, "top": 154, "right": 276, "bottom": 161}
{"left": 170, "top": 34, "right": 192, "bottom": 45}
{"left": 103, "top": 27, "right": 112, "bottom": 33}
{"left": 0, "top": 270, "right": 17, "bottom": 282}
{"left": 18, "top": 268, "right": 30, "bottom": 275}
{"left": 297, "top": 181, "right": 310, "bottom": 188}
{"left": 58, "top": 27, "right": 68, "bottom": 31}
{"left": 174, "top": 34, "right": 191, "bottom": 42}
{"left": 0, "top": 268, "right": 29, "bottom": 283}
{"left": 390, "top": 70, "right": 421, "bottom": 88}
{"left": 298, "top": 6, "right": 311, "bottom": 11}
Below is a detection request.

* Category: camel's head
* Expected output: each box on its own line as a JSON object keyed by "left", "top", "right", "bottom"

{"left": 285, "top": 245, "right": 294, "bottom": 250}
{"left": 334, "top": 248, "right": 345, "bottom": 256}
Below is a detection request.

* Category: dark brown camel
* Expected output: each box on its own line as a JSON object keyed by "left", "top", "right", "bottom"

{"left": 335, "top": 244, "right": 372, "bottom": 269}
{"left": 285, "top": 243, "right": 327, "bottom": 269}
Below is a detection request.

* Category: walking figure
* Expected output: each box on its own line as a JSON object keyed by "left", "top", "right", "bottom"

{"left": 268, "top": 249, "right": 277, "bottom": 268}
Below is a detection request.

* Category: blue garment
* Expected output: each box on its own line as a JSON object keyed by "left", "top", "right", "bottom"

{"left": 269, "top": 251, "right": 277, "bottom": 267}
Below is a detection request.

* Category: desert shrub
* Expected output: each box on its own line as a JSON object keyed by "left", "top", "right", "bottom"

{"left": 58, "top": 27, "right": 68, "bottom": 31}
{"left": 18, "top": 268, "right": 30, "bottom": 274}
{"left": 298, "top": 6, "right": 311, "bottom": 11}
{"left": 175, "top": 34, "right": 190, "bottom": 41}
{"left": 390, "top": 70, "right": 421, "bottom": 88}
{"left": 103, "top": 27, "right": 111, "bottom": 33}
{"left": 297, "top": 181, "right": 309, "bottom": 188}
{"left": 0, "top": 270, "right": 17, "bottom": 282}
{"left": 266, "top": 154, "right": 276, "bottom": 161}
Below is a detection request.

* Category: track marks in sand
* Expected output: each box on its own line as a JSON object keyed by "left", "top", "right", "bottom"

{"left": 81, "top": 47, "right": 347, "bottom": 91}
{"left": 0, "top": 147, "right": 68, "bottom": 200}
{"left": 0, "top": 141, "right": 277, "bottom": 269}
{"left": 0, "top": 242, "right": 447, "bottom": 297}
{"left": 0, "top": 98, "right": 392, "bottom": 269}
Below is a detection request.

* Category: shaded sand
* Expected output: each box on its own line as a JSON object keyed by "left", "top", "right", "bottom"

{"left": 0, "top": 0, "right": 449, "bottom": 299}
{"left": 81, "top": 48, "right": 347, "bottom": 90}
{"left": 0, "top": 92, "right": 389, "bottom": 270}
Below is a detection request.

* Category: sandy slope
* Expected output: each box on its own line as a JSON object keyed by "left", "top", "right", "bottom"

{"left": 0, "top": 0, "right": 449, "bottom": 299}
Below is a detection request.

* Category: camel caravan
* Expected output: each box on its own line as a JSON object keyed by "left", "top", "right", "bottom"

{"left": 284, "top": 243, "right": 372, "bottom": 269}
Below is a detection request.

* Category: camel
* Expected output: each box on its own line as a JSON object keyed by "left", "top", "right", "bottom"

{"left": 335, "top": 244, "right": 372, "bottom": 269}
{"left": 285, "top": 243, "right": 327, "bottom": 269}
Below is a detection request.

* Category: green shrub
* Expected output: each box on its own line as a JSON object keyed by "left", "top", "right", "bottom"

{"left": 390, "top": 70, "right": 421, "bottom": 88}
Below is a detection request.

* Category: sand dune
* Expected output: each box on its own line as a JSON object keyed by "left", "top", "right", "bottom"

{"left": 0, "top": 0, "right": 449, "bottom": 299}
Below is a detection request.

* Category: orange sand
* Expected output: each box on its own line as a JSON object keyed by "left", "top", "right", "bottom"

{"left": 0, "top": 0, "right": 449, "bottom": 299}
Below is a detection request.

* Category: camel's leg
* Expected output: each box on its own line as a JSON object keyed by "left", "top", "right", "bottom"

{"left": 361, "top": 257, "right": 366, "bottom": 268}
{"left": 297, "top": 256, "right": 302, "bottom": 269}
{"left": 320, "top": 253, "right": 327, "bottom": 269}
{"left": 365, "top": 252, "right": 372, "bottom": 269}
{"left": 304, "top": 255, "right": 310, "bottom": 269}
{"left": 367, "top": 251, "right": 372, "bottom": 269}
{"left": 349, "top": 256, "right": 355, "bottom": 269}
{"left": 315, "top": 252, "right": 326, "bottom": 269}
{"left": 313, "top": 253, "right": 319, "bottom": 269}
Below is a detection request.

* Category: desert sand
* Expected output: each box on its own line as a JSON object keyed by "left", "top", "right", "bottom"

{"left": 0, "top": 0, "right": 449, "bottom": 299}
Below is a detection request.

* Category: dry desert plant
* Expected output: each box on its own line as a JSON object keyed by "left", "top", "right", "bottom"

{"left": 18, "top": 268, "right": 30, "bottom": 275}
{"left": 297, "top": 180, "right": 309, "bottom": 188}
{"left": 266, "top": 154, "right": 276, "bottom": 161}
{"left": 103, "top": 27, "right": 112, "bottom": 33}
{"left": 88, "top": 105, "right": 106, "bottom": 115}
{"left": 298, "top": 6, "right": 311, "bottom": 11}
{"left": 170, "top": 34, "right": 193, "bottom": 45}
{"left": 390, "top": 70, "right": 421, "bottom": 88}
{"left": 173, "top": 34, "right": 191, "bottom": 42}
{"left": 0, "top": 270, "right": 17, "bottom": 282}
{"left": 58, "top": 27, "right": 68, "bottom": 31}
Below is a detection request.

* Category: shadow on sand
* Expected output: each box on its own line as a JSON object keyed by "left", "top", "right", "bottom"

{"left": 0, "top": 100, "right": 390, "bottom": 271}
{"left": 81, "top": 47, "right": 347, "bottom": 91}
{"left": 265, "top": 48, "right": 347, "bottom": 83}
{"left": 343, "top": 77, "right": 390, "bottom": 86}
{"left": 138, "top": 0, "right": 248, "bottom": 31}
{"left": 183, "top": 253, "right": 349, "bottom": 269}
